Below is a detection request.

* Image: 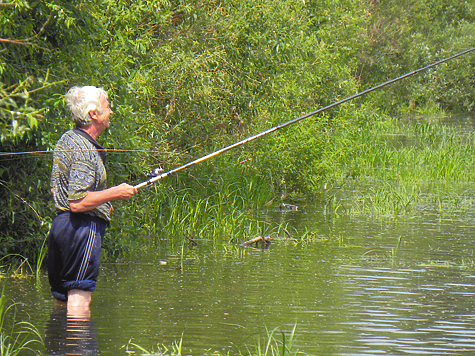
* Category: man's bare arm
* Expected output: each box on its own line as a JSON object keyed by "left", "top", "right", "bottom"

{"left": 69, "top": 183, "right": 137, "bottom": 213}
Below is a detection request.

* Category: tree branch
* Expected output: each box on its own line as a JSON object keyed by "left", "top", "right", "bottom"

{"left": 0, "top": 38, "right": 33, "bottom": 46}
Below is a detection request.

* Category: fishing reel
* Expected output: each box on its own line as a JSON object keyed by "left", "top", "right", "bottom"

{"left": 146, "top": 165, "right": 164, "bottom": 178}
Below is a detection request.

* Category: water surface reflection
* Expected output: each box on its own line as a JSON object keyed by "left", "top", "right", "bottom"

{"left": 4, "top": 208, "right": 475, "bottom": 355}
{"left": 44, "top": 306, "right": 99, "bottom": 355}
{"left": 336, "top": 265, "right": 475, "bottom": 355}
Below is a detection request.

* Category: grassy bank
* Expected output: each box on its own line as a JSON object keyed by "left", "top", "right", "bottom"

{"left": 102, "top": 111, "right": 475, "bottom": 257}
{"left": 2, "top": 110, "right": 472, "bottom": 263}
{"left": 322, "top": 113, "right": 475, "bottom": 216}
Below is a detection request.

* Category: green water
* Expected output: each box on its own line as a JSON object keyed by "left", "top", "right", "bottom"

{"left": 5, "top": 204, "right": 475, "bottom": 355}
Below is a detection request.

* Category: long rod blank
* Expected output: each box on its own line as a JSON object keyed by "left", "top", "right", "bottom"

{"left": 135, "top": 46, "right": 475, "bottom": 189}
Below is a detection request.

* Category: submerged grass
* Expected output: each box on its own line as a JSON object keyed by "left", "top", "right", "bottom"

{"left": 245, "top": 324, "right": 302, "bottom": 356}
{"left": 0, "top": 255, "right": 33, "bottom": 280}
{"left": 122, "top": 334, "right": 183, "bottom": 356}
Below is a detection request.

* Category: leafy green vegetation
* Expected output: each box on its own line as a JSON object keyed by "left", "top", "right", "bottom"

{"left": 1, "top": 0, "right": 475, "bottom": 263}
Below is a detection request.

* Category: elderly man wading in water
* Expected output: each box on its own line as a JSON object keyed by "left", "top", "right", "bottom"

{"left": 48, "top": 86, "right": 137, "bottom": 312}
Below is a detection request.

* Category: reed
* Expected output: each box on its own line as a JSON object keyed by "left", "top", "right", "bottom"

{"left": 242, "top": 324, "right": 301, "bottom": 356}
{"left": 122, "top": 333, "right": 183, "bottom": 355}
{"left": 348, "top": 182, "right": 421, "bottom": 216}
{"left": 35, "top": 237, "right": 47, "bottom": 285}
{"left": 0, "top": 285, "right": 43, "bottom": 356}
{"left": 107, "top": 161, "right": 277, "bottom": 256}
{"left": 324, "top": 114, "right": 475, "bottom": 216}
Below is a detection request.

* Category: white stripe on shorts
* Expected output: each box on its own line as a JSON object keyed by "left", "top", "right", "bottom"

{"left": 76, "top": 221, "right": 97, "bottom": 282}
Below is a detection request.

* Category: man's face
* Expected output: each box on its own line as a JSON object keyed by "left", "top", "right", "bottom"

{"left": 95, "top": 99, "right": 113, "bottom": 130}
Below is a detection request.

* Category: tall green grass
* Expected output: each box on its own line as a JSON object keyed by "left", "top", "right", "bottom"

{"left": 245, "top": 324, "right": 301, "bottom": 356}
{"left": 324, "top": 115, "right": 475, "bottom": 216}
{"left": 0, "top": 285, "right": 43, "bottom": 355}
{"left": 105, "top": 160, "right": 280, "bottom": 257}
{"left": 35, "top": 237, "right": 47, "bottom": 285}
{"left": 105, "top": 113, "right": 475, "bottom": 253}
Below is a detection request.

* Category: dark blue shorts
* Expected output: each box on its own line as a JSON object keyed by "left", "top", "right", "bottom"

{"left": 47, "top": 212, "right": 107, "bottom": 302}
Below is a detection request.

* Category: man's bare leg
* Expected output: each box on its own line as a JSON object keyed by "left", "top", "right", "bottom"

{"left": 67, "top": 289, "right": 91, "bottom": 308}
{"left": 67, "top": 290, "right": 91, "bottom": 319}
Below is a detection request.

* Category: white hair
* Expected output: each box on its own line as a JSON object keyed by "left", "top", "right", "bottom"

{"left": 64, "top": 86, "right": 108, "bottom": 126}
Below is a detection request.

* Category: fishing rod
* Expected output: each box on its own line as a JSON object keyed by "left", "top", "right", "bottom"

{"left": 135, "top": 46, "right": 475, "bottom": 189}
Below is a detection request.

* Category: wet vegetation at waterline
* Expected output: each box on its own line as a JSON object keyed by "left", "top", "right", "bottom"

{"left": 0, "top": 286, "right": 43, "bottom": 356}
{"left": 1, "top": 283, "right": 304, "bottom": 356}
{"left": 1, "top": 113, "right": 474, "bottom": 264}
{"left": 122, "top": 324, "right": 302, "bottom": 356}
{"left": 102, "top": 114, "right": 475, "bottom": 255}
{"left": 321, "top": 114, "right": 475, "bottom": 217}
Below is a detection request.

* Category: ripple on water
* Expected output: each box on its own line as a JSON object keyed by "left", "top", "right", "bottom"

{"left": 334, "top": 261, "right": 475, "bottom": 355}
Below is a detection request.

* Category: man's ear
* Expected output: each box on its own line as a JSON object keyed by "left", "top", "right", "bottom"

{"left": 89, "top": 111, "right": 98, "bottom": 121}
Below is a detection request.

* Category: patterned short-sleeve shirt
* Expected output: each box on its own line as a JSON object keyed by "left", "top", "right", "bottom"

{"left": 51, "top": 129, "right": 111, "bottom": 222}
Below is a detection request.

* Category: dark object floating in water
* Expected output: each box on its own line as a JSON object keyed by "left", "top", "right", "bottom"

{"left": 279, "top": 203, "right": 298, "bottom": 211}
{"left": 241, "top": 236, "right": 271, "bottom": 249}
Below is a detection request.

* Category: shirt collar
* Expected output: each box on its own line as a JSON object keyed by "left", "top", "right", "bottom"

{"left": 72, "top": 128, "right": 107, "bottom": 163}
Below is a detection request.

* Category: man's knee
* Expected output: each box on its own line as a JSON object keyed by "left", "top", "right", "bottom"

{"left": 67, "top": 289, "right": 92, "bottom": 308}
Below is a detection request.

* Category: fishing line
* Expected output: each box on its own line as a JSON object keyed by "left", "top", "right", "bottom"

{"left": 0, "top": 148, "right": 166, "bottom": 157}
{"left": 135, "top": 46, "right": 475, "bottom": 189}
